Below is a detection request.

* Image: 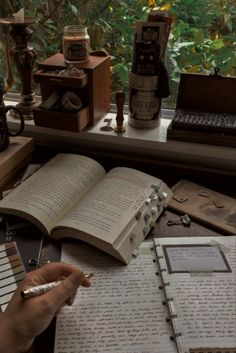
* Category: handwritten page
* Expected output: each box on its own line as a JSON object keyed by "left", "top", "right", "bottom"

{"left": 54, "top": 242, "right": 178, "bottom": 353}
{"left": 154, "top": 236, "right": 236, "bottom": 352}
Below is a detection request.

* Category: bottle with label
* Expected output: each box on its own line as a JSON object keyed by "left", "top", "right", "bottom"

{"left": 128, "top": 41, "right": 162, "bottom": 128}
{"left": 63, "top": 26, "right": 90, "bottom": 64}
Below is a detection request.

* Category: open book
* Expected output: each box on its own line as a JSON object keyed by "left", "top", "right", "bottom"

{"left": 0, "top": 153, "right": 172, "bottom": 264}
{"left": 53, "top": 236, "right": 236, "bottom": 353}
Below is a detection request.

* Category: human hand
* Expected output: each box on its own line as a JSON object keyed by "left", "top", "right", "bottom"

{"left": 0, "top": 262, "right": 91, "bottom": 353}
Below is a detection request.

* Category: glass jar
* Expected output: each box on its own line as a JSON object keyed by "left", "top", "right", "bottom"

{"left": 63, "top": 26, "right": 90, "bottom": 64}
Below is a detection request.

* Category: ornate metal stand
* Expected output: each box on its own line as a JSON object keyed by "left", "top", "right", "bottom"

{"left": 0, "top": 17, "right": 38, "bottom": 120}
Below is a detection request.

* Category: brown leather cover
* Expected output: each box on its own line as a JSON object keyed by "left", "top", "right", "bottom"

{"left": 168, "top": 179, "right": 236, "bottom": 234}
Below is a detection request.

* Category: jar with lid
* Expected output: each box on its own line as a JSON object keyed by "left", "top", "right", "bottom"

{"left": 63, "top": 26, "right": 90, "bottom": 64}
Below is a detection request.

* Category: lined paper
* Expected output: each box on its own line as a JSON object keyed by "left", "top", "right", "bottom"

{"left": 54, "top": 242, "right": 177, "bottom": 353}
{"left": 155, "top": 236, "right": 236, "bottom": 352}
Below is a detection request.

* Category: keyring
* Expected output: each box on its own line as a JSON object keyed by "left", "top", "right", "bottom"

{"left": 5, "top": 105, "right": 25, "bottom": 136}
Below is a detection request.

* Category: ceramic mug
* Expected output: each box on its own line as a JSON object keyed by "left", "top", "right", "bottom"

{"left": 0, "top": 102, "right": 25, "bottom": 152}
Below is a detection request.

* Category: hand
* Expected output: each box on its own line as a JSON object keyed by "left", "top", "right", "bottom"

{"left": 0, "top": 262, "right": 91, "bottom": 353}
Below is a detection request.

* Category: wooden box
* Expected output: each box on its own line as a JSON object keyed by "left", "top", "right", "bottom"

{"left": 0, "top": 136, "right": 34, "bottom": 189}
{"left": 167, "top": 72, "right": 236, "bottom": 147}
{"left": 33, "top": 53, "right": 110, "bottom": 131}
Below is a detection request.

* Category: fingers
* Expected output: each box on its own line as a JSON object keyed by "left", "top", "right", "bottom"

{"left": 45, "top": 270, "right": 90, "bottom": 308}
{"left": 25, "top": 262, "right": 85, "bottom": 285}
{"left": 18, "top": 262, "right": 92, "bottom": 313}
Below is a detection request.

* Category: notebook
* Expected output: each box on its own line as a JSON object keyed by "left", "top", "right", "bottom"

{"left": 52, "top": 236, "right": 236, "bottom": 353}
{"left": 0, "top": 242, "right": 26, "bottom": 313}
{"left": 154, "top": 236, "right": 236, "bottom": 353}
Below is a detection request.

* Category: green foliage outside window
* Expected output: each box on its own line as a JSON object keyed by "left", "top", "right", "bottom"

{"left": 0, "top": 0, "right": 236, "bottom": 108}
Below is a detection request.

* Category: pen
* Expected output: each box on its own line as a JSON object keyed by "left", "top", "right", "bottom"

{"left": 21, "top": 273, "right": 94, "bottom": 299}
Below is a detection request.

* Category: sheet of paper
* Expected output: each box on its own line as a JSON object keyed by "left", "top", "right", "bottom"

{"left": 163, "top": 245, "right": 230, "bottom": 273}
{"left": 54, "top": 242, "right": 178, "bottom": 353}
{"left": 154, "top": 237, "right": 236, "bottom": 352}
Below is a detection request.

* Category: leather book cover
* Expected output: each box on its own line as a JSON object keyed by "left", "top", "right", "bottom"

{"left": 168, "top": 179, "right": 236, "bottom": 234}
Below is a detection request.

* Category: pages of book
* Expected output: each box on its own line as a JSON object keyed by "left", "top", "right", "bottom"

{"left": 0, "top": 153, "right": 172, "bottom": 264}
{"left": 0, "top": 154, "right": 106, "bottom": 233}
{"left": 153, "top": 236, "right": 236, "bottom": 353}
{"left": 54, "top": 242, "right": 178, "bottom": 353}
{"left": 53, "top": 167, "right": 170, "bottom": 243}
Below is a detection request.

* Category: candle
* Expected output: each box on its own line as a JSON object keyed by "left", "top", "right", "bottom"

{"left": 63, "top": 26, "right": 90, "bottom": 64}
{"left": 13, "top": 8, "right": 24, "bottom": 23}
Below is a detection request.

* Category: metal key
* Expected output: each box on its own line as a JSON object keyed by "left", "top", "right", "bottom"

{"left": 180, "top": 214, "right": 191, "bottom": 226}
{"left": 167, "top": 218, "right": 183, "bottom": 226}
{"left": 167, "top": 214, "right": 191, "bottom": 227}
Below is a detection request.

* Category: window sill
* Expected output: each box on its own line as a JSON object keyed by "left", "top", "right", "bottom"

{"left": 5, "top": 98, "right": 236, "bottom": 176}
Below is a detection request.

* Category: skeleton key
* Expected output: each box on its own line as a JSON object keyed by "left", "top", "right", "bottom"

{"left": 180, "top": 214, "right": 191, "bottom": 226}
{"left": 100, "top": 118, "right": 113, "bottom": 131}
{"left": 167, "top": 214, "right": 191, "bottom": 227}
{"left": 167, "top": 219, "right": 183, "bottom": 226}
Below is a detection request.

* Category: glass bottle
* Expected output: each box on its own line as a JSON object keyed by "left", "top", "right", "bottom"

{"left": 63, "top": 26, "right": 90, "bottom": 64}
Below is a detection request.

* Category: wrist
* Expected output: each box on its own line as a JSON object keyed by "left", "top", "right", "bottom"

{"left": 0, "top": 315, "right": 33, "bottom": 353}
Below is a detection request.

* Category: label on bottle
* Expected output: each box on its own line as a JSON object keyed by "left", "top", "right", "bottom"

{"left": 130, "top": 89, "right": 160, "bottom": 121}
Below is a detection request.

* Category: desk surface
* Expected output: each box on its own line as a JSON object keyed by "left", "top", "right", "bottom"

{"left": 0, "top": 147, "right": 228, "bottom": 267}
{"left": 0, "top": 148, "right": 233, "bottom": 353}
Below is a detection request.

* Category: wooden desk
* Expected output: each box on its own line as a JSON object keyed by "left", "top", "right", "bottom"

{"left": 0, "top": 144, "right": 231, "bottom": 248}
{"left": 0, "top": 142, "right": 233, "bottom": 257}
{"left": 1, "top": 144, "right": 229, "bottom": 266}
{"left": 0, "top": 146, "right": 234, "bottom": 353}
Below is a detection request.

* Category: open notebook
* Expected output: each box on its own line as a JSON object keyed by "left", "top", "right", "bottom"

{"left": 54, "top": 236, "right": 236, "bottom": 353}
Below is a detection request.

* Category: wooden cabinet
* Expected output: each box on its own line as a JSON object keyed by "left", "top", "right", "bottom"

{"left": 33, "top": 53, "right": 110, "bottom": 131}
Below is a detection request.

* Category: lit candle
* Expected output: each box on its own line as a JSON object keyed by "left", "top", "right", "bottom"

{"left": 63, "top": 26, "right": 90, "bottom": 64}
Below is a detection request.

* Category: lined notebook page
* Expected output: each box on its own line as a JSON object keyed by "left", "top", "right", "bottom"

{"left": 154, "top": 236, "right": 236, "bottom": 353}
{"left": 54, "top": 242, "right": 178, "bottom": 353}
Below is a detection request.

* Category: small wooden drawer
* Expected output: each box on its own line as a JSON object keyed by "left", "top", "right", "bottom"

{"left": 34, "top": 70, "right": 88, "bottom": 89}
{"left": 34, "top": 53, "right": 111, "bottom": 129}
{"left": 33, "top": 106, "right": 90, "bottom": 132}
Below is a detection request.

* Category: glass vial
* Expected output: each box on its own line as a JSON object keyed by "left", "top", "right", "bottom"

{"left": 63, "top": 26, "right": 90, "bottom": 64}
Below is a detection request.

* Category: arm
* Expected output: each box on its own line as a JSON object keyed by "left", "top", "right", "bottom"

{"left": 0, "top": 262, "right": 91, "bottom": 353}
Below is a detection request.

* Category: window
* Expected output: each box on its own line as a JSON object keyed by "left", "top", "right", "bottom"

{"left": 1, "top": 0, "right": 235, "bottom": 109}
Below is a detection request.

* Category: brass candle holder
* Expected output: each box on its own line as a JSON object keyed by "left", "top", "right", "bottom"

{"left": 0, "top": 17, "right": 38, "bottom": 120}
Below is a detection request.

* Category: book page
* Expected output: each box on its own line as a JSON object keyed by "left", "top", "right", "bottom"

{"left": 53, "top": 167, "right": 164, "bottom": 243}
{"left": 0, "top": 154, "right": 105, "bottom": 234}
{"left": 154, "top": 236, "right": 236, "bottom": 352}
{"left": 54, "top": 242, "right": 178, "bottom": 353}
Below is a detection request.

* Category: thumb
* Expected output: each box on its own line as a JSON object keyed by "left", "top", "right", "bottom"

{"left": 45, "top": 271, "right": 91, "bottom": 309}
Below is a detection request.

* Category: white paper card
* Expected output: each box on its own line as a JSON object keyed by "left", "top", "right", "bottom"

{"left": 163, "top": 245, "right": 230, "bottom": 273}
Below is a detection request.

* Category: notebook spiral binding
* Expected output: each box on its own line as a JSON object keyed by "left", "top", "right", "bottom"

{"left": 160, "top": 268, "right": 167, "bottom": 272}
{"left": 154, "top": 240, "right": 183, "bottom": 353}
{"left": 170, "top": 332, "right": 182, "bottom": 341}
{"left": 170, "top": 314, "right": 178, "bottom": 319}
{"left": 159, "top": 282, "right": 170, "bottom": 289}
{"left": 189, "top": 349, "right": 236, "bottom": 353}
